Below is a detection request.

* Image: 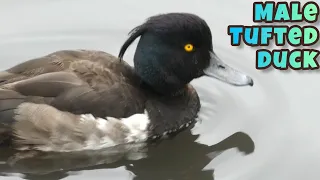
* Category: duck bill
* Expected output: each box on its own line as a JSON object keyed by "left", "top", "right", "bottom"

{"left": 204, "top": 52, "right": 254, "bottom": 86}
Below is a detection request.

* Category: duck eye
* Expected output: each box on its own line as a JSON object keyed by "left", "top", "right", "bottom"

{"left": 184, "top": 44, "right": 194, "bottom": 52}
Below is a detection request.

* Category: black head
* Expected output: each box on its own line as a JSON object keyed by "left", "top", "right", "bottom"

{"left": 119, "top": 13, "right": 253, "bottom": 95}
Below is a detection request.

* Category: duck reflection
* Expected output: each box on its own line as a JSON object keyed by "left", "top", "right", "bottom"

{"left": 0, "top": 130, "right": 254, "bottom": 180}
{"left": 126, "top": 131, "right": 254, "bottom": 180}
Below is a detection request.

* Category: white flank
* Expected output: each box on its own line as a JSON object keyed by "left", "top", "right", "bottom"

{"left": 78, "top": 110, "right": 150, "bottom": 151}
{"left": 121, "top": 109, "right": 150, "bottom": 142}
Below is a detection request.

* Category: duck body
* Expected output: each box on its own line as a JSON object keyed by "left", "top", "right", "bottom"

{"left": 0, "top": 50, "right": 200, "bottom": 152}
{"left": 0, "top": 13, "right": 253, "bottom": 152}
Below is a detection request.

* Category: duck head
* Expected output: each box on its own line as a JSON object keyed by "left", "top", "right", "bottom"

{"left": 118, "top": 13, "right": 253, "bottom": 95}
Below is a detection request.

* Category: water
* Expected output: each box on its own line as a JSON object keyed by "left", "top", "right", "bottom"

{"left": 0, "top": 0, "right": 319, "bottom": 179}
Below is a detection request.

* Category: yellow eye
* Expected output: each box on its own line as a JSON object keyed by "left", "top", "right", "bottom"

{"left": 184, "top": 44, "right": 194, "bottom": 52}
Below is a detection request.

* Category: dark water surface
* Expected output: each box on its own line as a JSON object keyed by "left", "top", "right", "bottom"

{"left": 0, "top": 0, "right": 319, "bottom": 179}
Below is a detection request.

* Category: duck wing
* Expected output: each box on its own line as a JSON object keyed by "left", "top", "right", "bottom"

{"left": 0, "top": 51, "right": 144, "bottom": 124}
{"left": 0, "top": 71, "right": 84, "bottom": 124}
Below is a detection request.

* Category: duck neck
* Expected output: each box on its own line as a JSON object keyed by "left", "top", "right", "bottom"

{"left": 138, "top": 79, "right": 187, "bottom": 97}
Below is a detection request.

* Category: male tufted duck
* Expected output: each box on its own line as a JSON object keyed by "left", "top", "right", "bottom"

{"left": 0, "top": 13, "right": 253, "bottom": 152}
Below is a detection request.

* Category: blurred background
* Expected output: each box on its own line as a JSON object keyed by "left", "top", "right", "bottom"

{"left": 0, "top": 0, "right": 319, "bottom": 179}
